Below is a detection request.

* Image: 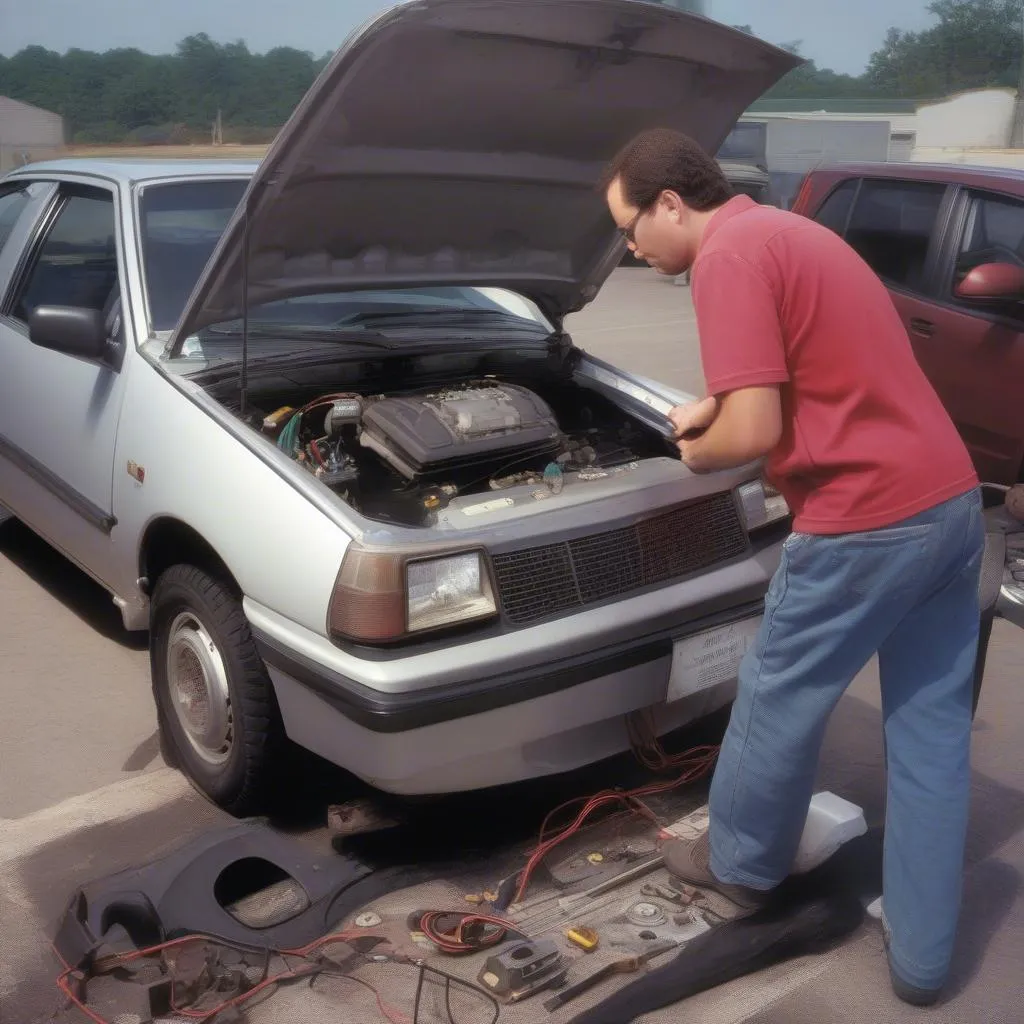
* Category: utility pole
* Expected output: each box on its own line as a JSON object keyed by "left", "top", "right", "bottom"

{"left": 1013, "top": 4, "right": 1024, "bottom": 148}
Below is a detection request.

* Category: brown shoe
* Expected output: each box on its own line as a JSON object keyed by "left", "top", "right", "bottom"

{"left": 662, "top": 832, "right": 773, "bottom": 912}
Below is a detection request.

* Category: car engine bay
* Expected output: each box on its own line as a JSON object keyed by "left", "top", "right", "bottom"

{"left": 205, "top": 353, "right": 677, "bottom": 527}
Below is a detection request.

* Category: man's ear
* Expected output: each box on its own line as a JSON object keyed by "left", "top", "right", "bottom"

{"left": 661, "top": 189, "right": 685, "bottom": 223}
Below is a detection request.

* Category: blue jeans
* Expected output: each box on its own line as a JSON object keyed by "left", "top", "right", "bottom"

{"left": 708, "top": 488, "right": 984, "bottom": 991}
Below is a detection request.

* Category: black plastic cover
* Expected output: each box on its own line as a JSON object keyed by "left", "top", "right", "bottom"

{"left": 360, "top": 383, "right": 561, "bottom": 478}
{"left": 52, "top": 818, "right": 432, "bottom": 969}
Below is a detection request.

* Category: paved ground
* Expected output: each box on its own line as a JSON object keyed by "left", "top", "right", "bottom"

{"left": 1, "top": 268, "right": 1022, "bottom": 1023}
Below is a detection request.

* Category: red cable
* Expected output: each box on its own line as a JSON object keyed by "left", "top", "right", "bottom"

{"left": 55, "top": 970, "right": 112, "bottom": 1024}
{"left": 52, "top": 929, "right": 398, "bottom": 1024}
{"left": 51, "top": 943, "right": 114, "bottom": 1024}
{"left": 418, "top": 911, "right": 518, "bottom": 953}
{"left": 513, "top": 748, "right": 720, "bottom": 902}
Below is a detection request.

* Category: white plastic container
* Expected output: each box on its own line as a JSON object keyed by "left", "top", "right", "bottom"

{"left": 791, "top": 791, "right": 868, "bottom": 874}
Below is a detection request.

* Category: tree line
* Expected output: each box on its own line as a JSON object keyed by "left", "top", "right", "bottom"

{"left": 0, "top": 35, "right": 332, "bottom": 144}
{"left": 0, "top": 0, "right": 1020, "bottom": 145}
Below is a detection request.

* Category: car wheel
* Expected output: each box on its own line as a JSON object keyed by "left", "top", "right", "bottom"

{"left": 150, "top": 564, "right": 284, "bottom": 816}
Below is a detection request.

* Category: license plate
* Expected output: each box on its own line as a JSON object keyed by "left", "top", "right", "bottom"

{"left": 666, "top": 616, "right": 762, "bottom": 702}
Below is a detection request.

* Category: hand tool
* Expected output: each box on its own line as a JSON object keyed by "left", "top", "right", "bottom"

{"left": 542, "top": 939, "right": 677, "bottom": 1012}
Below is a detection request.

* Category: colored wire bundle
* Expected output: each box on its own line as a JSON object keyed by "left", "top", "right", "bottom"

{"left": 511, "top": 741, "right": 720, "bottom": 904}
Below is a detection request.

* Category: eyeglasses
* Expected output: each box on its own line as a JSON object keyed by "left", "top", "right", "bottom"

{"left": 620, "top": 206, "right": 648, "bottom": 246}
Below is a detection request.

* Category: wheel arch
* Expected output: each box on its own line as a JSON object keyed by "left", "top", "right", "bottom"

{"left": 140, "top": 517, "right": 242, "bottom": 602}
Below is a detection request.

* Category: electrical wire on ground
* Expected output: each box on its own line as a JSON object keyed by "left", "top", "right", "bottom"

{"left": 510, "top": 738, "right": 720, "bottom": 904}
{"left": 51, "top": 920, "right": 505, "bottom": 1024}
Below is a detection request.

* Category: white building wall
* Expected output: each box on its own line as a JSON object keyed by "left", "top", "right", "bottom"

{"left": 914, "top": 89, "right": 1017, "bottom": 149}
{"left": 0, "top": 96, "right": 65, "bottom": 171}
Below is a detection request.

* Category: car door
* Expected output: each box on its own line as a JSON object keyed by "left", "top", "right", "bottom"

{"left": 916, "top": 187, "right": 1024, "bottom": 486}
{"left": 0, "top": 179, "right": 130, "bottom": 581}
{"left": 818, "top": 175, "right": 951, "bottom": 340}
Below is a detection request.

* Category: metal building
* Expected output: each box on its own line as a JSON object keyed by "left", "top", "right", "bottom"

{"left": 0, "top": 96, "right": 65, "bottom": 172}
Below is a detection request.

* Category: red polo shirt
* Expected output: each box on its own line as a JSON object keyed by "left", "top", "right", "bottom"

{"left": 691, "top": 195, "right": 977, "bottom": 534}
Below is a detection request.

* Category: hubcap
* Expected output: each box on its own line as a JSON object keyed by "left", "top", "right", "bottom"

{"left": 166, "top": 612, "right": 233, "bottom": 766}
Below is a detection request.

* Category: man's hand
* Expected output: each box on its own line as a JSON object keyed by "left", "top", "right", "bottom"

{"left": 674, "top": 386, "right": 782, "bottom": 473}
{"left": 668, "top": 396, "right": 719, "bottom": 442}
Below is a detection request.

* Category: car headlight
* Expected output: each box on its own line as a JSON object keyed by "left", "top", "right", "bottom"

{"left": 328, "top": 546, "right": 497, "bottom": 643}
{"left": 407, "top": 553, "right": 495, "bottom": 632}
{"left": 737, "top": 477, "right": 791, "bottom": 533}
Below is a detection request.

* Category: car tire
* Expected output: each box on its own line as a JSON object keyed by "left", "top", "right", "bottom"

{"left": 149, "top": 564, "right": 284, "bottom": 816}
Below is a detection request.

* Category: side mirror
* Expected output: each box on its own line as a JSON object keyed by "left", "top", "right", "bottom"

{"left": 28, "top": 306, "right": 108, "bottom": 361}
{"left": 954, "top": 262, "right": 1024, "bottom": 302}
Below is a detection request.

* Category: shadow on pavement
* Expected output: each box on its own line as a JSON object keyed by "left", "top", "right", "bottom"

{"left": 815, "top": 690, "right": 1024, "bottom": 991}
{"left": 121, "top": 731, "right": 163, "bottom": 772}
{"left": 818, "top": 692, "right": 1024, "bottom": 873}
{"left": 0, "top": 519, "right": 147, "bottom": 651}
{"left": 948, "top": 857, "right": 1022, "bottom": 997}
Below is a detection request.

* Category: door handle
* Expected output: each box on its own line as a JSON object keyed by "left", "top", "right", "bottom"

{"left": 909, "top": 317, "right": 935, "bottom": 337}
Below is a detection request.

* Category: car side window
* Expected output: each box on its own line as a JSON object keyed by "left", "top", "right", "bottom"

{"left": 843, "top": 179, "right": 946, "bottom": 293}
{"left": 812, "top": 179, "right": 858, "bottom": 235}
{"left": 957, "top": 192, "right": 1024, "bottom": 272}
{"left": 10, "top": 187, "right": 117, "bottom": 326}
{"left": 0, "top": 185, "right": 32, "bottom": 257}
{"left": 953, "top": 191, "right": 1024, "bottom": 322}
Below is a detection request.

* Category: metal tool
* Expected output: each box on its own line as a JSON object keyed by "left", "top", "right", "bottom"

{"left": 626, "top": 901, "right": 667, "bottom": 927}
{"left": 542, "top": 939, "right": 677, "bottom": 1012}
{"left": 556, "top": 854, "right": 664, "bottom": 913}
{"left": 640, "top": 882, "right": 689, "bottom": 906}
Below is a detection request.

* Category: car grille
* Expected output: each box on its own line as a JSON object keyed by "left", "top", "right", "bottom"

{"left": 492, "top": 492, "right": 748, "bottom": 625}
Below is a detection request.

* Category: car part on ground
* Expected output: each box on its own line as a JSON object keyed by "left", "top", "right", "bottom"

{"left": 50, "top": 779, "right": 875, "bottom": 1024}
{"left": 328, "top": 798, "right": 404, "bottom": 837}
{"left": 566, "top": 925, "right": 600, "bottom": 951}
{"left": 476, "top": 937, "right": 568, "bottom": 1003}
{"left": 51, "top": 818, "right": 434, "bottom": 972}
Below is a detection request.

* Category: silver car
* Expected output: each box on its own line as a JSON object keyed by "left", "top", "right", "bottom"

{"left": 0, "top": 0, "right": 798, "bottom": 814}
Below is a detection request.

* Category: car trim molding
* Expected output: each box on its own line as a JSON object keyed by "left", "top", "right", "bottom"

{"left": 0, "top": 431, "right": 117, "bottom": 534}
{"left": 252, "top": 598, "right": 765, "bottom": 734}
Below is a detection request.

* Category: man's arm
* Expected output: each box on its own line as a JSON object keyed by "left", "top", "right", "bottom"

{"left": 682, "top": 249, "right": 788, "bottom": 473}
{"left": 675, "top": 385, "right": 782, "bottom": 473}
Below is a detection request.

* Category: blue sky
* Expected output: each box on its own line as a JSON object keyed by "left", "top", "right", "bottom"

{"left": 1, "top": 0, "right": 939, "bottom": 76}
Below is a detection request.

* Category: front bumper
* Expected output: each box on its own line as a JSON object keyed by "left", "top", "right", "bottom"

{"left": 257, "top": 599, "right": 764, "bottom": 794}
{"left": 253, "top": 596, "right": 763, "bottom": 735}
{"left": 247, "top": 536, "right": 781, "bottom": 793}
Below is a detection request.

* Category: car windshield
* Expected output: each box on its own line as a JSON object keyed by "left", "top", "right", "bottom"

{"left": 139, "top": 179, "right": 552, "bottom": 339}
{"left": 139, "top": 179, "right": 249, "bottom": 332}
{"left": 201, "top": 287, "right": 553, "bottom": 340}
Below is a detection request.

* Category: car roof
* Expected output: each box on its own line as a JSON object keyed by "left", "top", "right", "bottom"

{"left": 808, "top": 160, "right": 1024, "bottom": 192}
{"left": 4, "top": 157, "right": 260, "bottom": 186}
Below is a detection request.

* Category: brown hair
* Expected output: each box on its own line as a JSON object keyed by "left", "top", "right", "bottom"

{"left": 599, "top": 128, "right": 733, "bottom": 213}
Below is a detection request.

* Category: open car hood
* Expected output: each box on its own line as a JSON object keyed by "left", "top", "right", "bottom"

{"left": 170, "top": 0, "right": 799, "bottom": 343}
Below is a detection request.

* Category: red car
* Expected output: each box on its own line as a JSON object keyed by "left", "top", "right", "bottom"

{"left": 791, "top": 162, "right": 1024, "bottom": 488}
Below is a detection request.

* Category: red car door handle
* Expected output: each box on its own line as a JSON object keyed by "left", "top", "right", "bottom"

{"left": 910, "top": 317, "right": 935, "bottom": 337}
